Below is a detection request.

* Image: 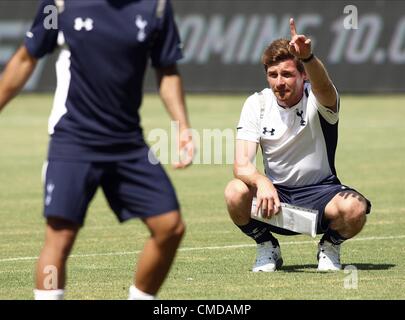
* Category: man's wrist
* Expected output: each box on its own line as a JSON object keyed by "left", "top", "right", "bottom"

{"left": 255, "top": 175, "right": 272, "bottom": 188}
{"left": 300, "top": 53, "right": 314, "bottom": 63}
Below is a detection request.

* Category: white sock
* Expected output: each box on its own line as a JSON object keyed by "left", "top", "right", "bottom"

{"left": 128, "top": 285, "right": 155, "bottom": 300}
{"left": 34, "top": 289, "right": 65, "bottom": 300}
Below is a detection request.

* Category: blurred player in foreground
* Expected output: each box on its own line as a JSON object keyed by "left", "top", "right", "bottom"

{"left": 0, "top": 0, "right": 193, "bottom": 299}
{"left": 225, "top": 18, "right": 371, "bottom": 272}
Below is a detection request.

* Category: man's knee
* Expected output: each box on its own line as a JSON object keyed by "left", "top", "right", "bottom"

{"left": 146, "top": 211, "right": 185, "bottom": 244}
{"left": 162, "top": 216, "right": 185, "bottom": 242}
{"left": 341, "top": 196, "right": 367, "bottom": 226}
{"left": 162, "top": 220, "right": 185, "bottom": 246}
{"left": 327, "top": 193, "right": 367, "bottom": 229}
{"left": 224, "top": 179, "right": 251, "bottom": 207}
{"left": 171, "top": 219, "right": 186, "bottom": 240}
{"left": 44, "top": 218, "right": 80, "bottom": 259}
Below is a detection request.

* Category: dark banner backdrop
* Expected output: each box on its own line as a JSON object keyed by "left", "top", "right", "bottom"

{"left": 1, "top": 0, "right": 404, "bottom": 93}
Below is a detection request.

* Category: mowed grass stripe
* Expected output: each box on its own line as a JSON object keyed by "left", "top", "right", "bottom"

{"left": 1, "top": 234, "right": 404, "bottom": 263}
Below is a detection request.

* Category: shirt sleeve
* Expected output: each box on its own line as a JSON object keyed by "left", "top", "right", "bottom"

{"left": 308, "top": 84, "right": 340, "bottom": 125}
{"left": 150, "top": 0, "right": 183, "bottom": 68}
{"left": 24, "top": 0, "right": 58, "bottom": 59}
{"left": 236, "top": 94, "right": 261, "bottom": 143}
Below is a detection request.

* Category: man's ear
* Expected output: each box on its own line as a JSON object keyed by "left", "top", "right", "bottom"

{"left": 302, "top": 71, "right": 308, "bottom": 81}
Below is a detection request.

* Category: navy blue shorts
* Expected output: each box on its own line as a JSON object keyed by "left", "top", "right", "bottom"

{"left": 43, "top": 147, "right": 179, "bottom": 225}
{"left": 268, "top": 175, "right": 371, "bottom": 235}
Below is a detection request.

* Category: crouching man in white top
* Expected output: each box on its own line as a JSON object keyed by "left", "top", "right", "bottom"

{"left": 224, "top": 18, "right": 371, "bottom": 272}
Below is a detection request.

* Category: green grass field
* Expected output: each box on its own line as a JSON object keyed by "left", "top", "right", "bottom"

{"left": 0, "top": 93, "right": 404, "bottom": 300}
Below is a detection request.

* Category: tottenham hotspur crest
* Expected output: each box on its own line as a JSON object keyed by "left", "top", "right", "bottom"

{"left": 135, "top": 15, "right": 148, "bottom": 41}
{"left": 45, "top": 182, "right": 55, "bottom": 206}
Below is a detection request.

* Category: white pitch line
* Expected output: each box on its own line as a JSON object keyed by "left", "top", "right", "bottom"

{"left": 1, "top": 234, "right": 405, "bottom": 263}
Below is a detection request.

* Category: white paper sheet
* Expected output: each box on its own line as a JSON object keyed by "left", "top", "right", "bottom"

{"left": 250, "top": 198, "right": 318, "bottom": 238}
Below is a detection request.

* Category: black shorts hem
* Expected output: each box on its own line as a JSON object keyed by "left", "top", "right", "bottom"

{"left": 43, "top": 213, "right": 84, "bottom": 227}
{"left": 118, "top": 204, "right": 181, "bottom": 223}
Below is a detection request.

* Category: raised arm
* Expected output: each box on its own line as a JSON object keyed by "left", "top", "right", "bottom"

{"left": 234, "top": 139, "right": 280, "bottom": 217}
{"left": 155, "top": 64, "right": 194, "bottom": 169}
{"left": 289, "top": 18, "right": 337, "bottom": 111}
{"left": 0, "top": 45, "right": 37, "bottom": 113}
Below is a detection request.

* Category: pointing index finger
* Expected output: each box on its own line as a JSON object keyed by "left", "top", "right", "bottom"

{"left": 289, "top": 18, "right": 297, "bottom": 38}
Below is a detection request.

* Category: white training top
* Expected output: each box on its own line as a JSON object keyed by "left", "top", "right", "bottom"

{"left": 236, "top": 82, "right": 340, "bottom": 187}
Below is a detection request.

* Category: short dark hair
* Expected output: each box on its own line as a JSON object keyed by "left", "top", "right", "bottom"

{"left": 261, "top": 38, "right": 304, "bottom": 73}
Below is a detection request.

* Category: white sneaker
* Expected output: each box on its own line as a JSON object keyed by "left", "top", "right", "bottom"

{"left": 252, "top": 241, "right": 283, "bottom": 272}
{"left": 317, "top": 241, "right": 342, "bottom": 271}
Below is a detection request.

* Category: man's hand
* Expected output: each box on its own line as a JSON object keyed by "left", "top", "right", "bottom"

{"left": 289, "top": 17, "right": 337, "bottom": 109}
{"left": 255, "top": 176, "right": 281, "bottom": 218}
{"left": 173, "top": 127, "right": 194, "bottom": 169}
{"left": 288, "top": 18, "right": 312, "bottom": 60}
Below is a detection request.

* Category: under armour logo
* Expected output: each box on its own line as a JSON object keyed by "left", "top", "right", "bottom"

{"left": 296, "top": 110, "right": 306, "bottom": 126}
{"left": 135, "top": 15, "right": 148, "bottom": 41}
{"left": 249, "top": 227, "right": 266, "bottom": 239}
{"left": 45, "top": 182, "right": 55, "bottom": 206}
{"left": 74, "top": 17, "right": 94, "bottom": 31}
{"left": 263, "top": 127, "right": 275, "bottom": 136}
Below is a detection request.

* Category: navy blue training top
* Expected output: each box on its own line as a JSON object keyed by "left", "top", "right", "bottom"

{"left": 24, "top": 0, "right": 183, "bottom": 161}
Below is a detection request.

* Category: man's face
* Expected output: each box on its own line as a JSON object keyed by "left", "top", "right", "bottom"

{"left": 266, "top": 59, "right": 306, "bottom": 108}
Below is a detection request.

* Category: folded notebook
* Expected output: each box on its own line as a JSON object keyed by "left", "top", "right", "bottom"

{"left": 251, "top": 198, "right": 318, "bottom": 238}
